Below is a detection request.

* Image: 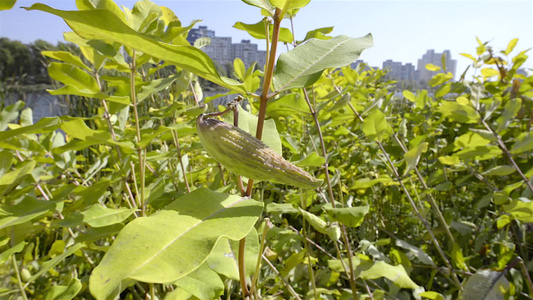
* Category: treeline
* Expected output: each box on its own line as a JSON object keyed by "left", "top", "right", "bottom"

{"left": 0, "top": 38, "right": 79, "bottom": 84}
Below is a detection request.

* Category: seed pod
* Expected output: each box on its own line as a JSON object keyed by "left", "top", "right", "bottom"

{"left": 196, "top": 114, "right": 322, "bottom": 189}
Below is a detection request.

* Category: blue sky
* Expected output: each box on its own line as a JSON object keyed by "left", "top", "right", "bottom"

{"left": 1, "top": 0, "right": 532, "bottom": 77}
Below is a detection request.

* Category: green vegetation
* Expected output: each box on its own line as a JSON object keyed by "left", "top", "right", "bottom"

{"left": 0, "top": 1, "right": 532, "bottom": 299}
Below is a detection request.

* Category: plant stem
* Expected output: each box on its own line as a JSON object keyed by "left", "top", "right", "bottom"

{"left": 251, "top": 219, "right": 272, "bottom": 295}
{"left": 12, "top": 255, "right": 28, "bottom": 300}
{"left": 481, "top": 119, "right": 533, "bottom": 193}
{"left": 300, "top": 190, "right": 318, "bottom": 300}
{"left": 130, "top": 50, "right": 146, "bottom": 216}
{"left": 262, "top": 254, "right": 302, "bottom": 300}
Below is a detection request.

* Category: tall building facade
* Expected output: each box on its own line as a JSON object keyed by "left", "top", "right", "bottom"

{"left": 417, "top": 50, "right": 457, "bottom": 83}
{"left": 187, "top": 26, "right": 266, "bottom": 69}
{"left": 382, "top": 60, "right": 416, "bottom": 81}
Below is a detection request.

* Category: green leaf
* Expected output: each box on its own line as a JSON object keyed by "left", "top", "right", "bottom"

{"left": 293, "top": 152, "right": 326, "bottom": 167}
{"left": 496, "top": 98, "right": 521, "bottom": 132}
{"left": 233, "top": 20, "right": 293, "bottom": 44}
{"left": 205, "top": 228, "right": 259, "bottom": 280}
{"left": 359, "top": 261, "right": 419, "bottom": 289}
{"left": 425, "top": 63, "right": 441, "bottom": 71}
{"left": 48, "top": 85, "right": 130, "bottom": 104}
{"left": 265, "top": 93, "right": 309, "bottom": 117}
{"left": 0, "top": 197, "right": 59, "bottom": 230}
{"left": 0, "top": 117, "right": 60, "bottom": 141}
{"left": 89, "top": 188, "right": 263, "bottom": 299}
{"left": 481, "top": 68, "right": 500, "bottom": 77}
{"left": 451, "top": 243, "right": 468, "bottom": 271}
{"left": 266, "top": 203, "right": 298, "bottom": 214}
{"left": 0, "top": 241, "right": 26, "bottom": 264}
{"left": 298, "top": 208, "right": 327, "bottom": 234}
{"left": 482, "top": 165, "right": 516, "bottom": 176}
{"left": 272, "top": 34, "right": 373, "bottom": 92}
{"left": 504, "top": 38, "right": 519, "bottom": 55}
{"left": 429, "top": 72, "right": 453, "bottom": 87}
{"left": 438, "top": 155, "right": 461, "bottom": 166}
{"left": 137, "top": 74, "right": 180, "bottom": 103}
{"left": 460, "top": 53, "right": 477, "bottom": 62}
{"left": 351, "top": 176, "right": 394, "bottom": 190}
{"left": 58, "top": 205, "right": 135, "bottom": 228}
{"left": 173, "top": 264, "right": 224, "bottom": 299}
{"left": 324, "top": 205, "right": 369, "bottom": 228}
{"left": 510, "top": 132, "right": 533, "bottom": 154}
{"left": 362, "top": 109, "right": 392, "bottom": 142}
{"left": 42, "top": 50, "right": 91, "bottom": 71}
{"left": 403, "top": 142, "right": 428, "bottom": 176}
{"left": 456, "top": 146, "right": 502, "bottom": 161}
{"left": 462, "top": 270, "right": 509, "bottom": 300}
{"left": 504, "top": 199, "right": 533, "bottom": 222}
{"left": 25, "top": 4, "right": 247, "bottom": 95}
{"left": 44, "top": 277, "right": 82, "bottom": 300}
{"left": 48, "top": 62, "right": 99, "bottom": 92}
{"left": 0, "top": 160, "right": 36, "bottom": 197}
{"left": 420, "top": 291, "right": 445, "bottom": 300}
{"left": 395, "top": 239, "right": 435, "bottom": 266}
{"left": 0, "top": 101, "right": 25, "bottom": 131}
{"left": 241, "top": 0, "right": 275, "bottom": 15}
{"left": 58, "top": 119, "right": 134, "bottom": 152}
{"left": 437, "top": 101, "right": 480, "bottom": 124}
{"left": 402, "top": 90, "right": 415, "bottom": 102}
{"left": 0, "top": 0, "right": 16, "bottom": 10}
{"left": 300, "top": 26, "right": 334, "bottom": 43}
{"left": 224, "top": 105, "right": 282, "bottom": 155}
{"left": 233, "top": 58, "right": 246, "bottom": 81}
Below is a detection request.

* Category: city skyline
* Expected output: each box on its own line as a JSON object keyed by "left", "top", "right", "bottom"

{"left": 1, "top": 1, "right": 531, "bottom": 78}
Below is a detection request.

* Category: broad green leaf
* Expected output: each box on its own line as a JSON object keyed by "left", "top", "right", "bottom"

{"left": 359, "top": 261, "right": 419, "bottom": 289}
{"left": 496, "top": 98, "right": 521, "bottom": 132}
{"left": 0, "top": 117, "right": 60, "bottom": 141}
{"left": 429, "top": 72, "right": 453, "bottom": 87}
{"left": 0, "top": 241, "right": 26, "bottom": 264}
{"left": 48, "top": 62, "right": 99, "bottom": 92}
{"left": 0, "top": 160, "right": 36, "bottom": 197}
{"left": 0, "top": 0, "right": 16, "bottom": 10}
{"left": 454, "top": 131, "right": 492, "bottom": 150}
{"left": 44, "top": 277, "right": 82, "bottom": 300}
{"left": 241, "top": 0, "right": 275, "bottom": 15}
{"left": 403, "top": 90, "right": 415, "bottom": 102}
{"left": 280, "top": 250, "right": 307, "bottom": 277}
{"left": 504, "top": 199, "right": 533, "bottom": 222}
{"left": 137, "top": 74, "right": 180, "bottom": 103}
{"left": 58, "top": 119, "right": 134, "bottom": 152}
{"left": 205, "top": 228, "right": 259, "bottom": 280}
{"left": 438, "top": 155, "right": 461, "bottom": 166}
{"left": 362, "top": 109, "right": 391, "bottom": 142}
{"left": 481, "top": 68, "right": 500, "bottom": 77}
{"left": 351, "top": 176, "right": 394, "bottom": 190}
{"left": 395, "top": 239, "right": 435, "bottom": 266}
{"left": 48, "top": 85, "right": 130, "bottom": 104}
{"left": 266, "top": 203, "right": 298, "bottom": 214}
{"left": 224, "top": 105, "right": 282, "bottom": 155}
{"left": 456, "top": 146, "right": 502, "bottom": 161}
{"left": 324, "top": 205, "right": 369, "bottom": 228}
{"left": 460, "top": 53, "right": 477, "bottom": 62}
{"left": 264, "top": 93, "right": 309, "bottom": 117}
{"left": 293, "top": 152, "right": 326, "bottom": 167}
{"left": 272, "top": 34, "right": 373, "bottom": 92}
{"left": 89, "top": 188, "right": 263, "bottom": 300}
{"left": 403, "top": 142, "right": 428, "bottom": 176}
{"left": 58, "top": 205, "right": 135, "bottom": 228}
{"left": 25, "top": 4, "right": 247, "bottom": 95}
{"left": 173, "top": 264, "right": 224, "bottom": 299}
{"left": 504, "top": 38, "right": 518, "bottom": 55}
{"left": 75, "top": 224, "right": 124, "bottom": 243}
{"left": 435, "top": 83, "right": 451, "bottom": 97}
{"left": 233, "top": 58, "right": 246, "bottom": 81}
{"left": 0, "top": 197, "right": 59, "bottom": 230}
{"left": 482, "top": 165, "right": 516, "bottom": 176}
{"left": 462, "top": 270, "right": 509, "bottom": 300}
{"left": 425, "top": 63, "right": 441, "bottom": 71}
{"left": 233, "top": 20, "right": 294, "bottom": 44}
{"left": 300, "top": 26, "right": 334, "bottom": 43}
{"left": 270, "top": 0, "right": 310, "bottom": 10}
{"left": 452, "top": 243, "right": 468, "bottom": 271}
{"left": 42, "top": 50, "right": 91, "bottom": 71}
{"left": 510, "top": 132, "right": 533, "bottom": 154}
{"left": 298, "top": 208, "right": 327, "bottom": 234}
{"left": 437, "top": 101, "right": 480, "bottom": 123}
{"left": 420, "top": 291, "right": 445, "bottom": 300}
{"left": 0, "top": 101, "right": 25, "bottom": 131}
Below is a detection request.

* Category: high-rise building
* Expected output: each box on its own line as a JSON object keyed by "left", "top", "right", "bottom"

{"left": 382, "top": 60, "right": 416, "bottom": 81}
{"left": 416, "top": 50, "right": 457, "bottom": 84}
{"left": 186, "top": 26, "right": 266, "bottom": 70}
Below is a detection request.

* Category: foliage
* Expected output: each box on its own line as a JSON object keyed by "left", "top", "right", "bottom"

{"left": 1, "top": 1, "right": 532, "bottom": 299}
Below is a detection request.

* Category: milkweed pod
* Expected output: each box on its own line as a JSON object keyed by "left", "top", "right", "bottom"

{"left": 196, "top": 114, "right": 323, "bottom": 189}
